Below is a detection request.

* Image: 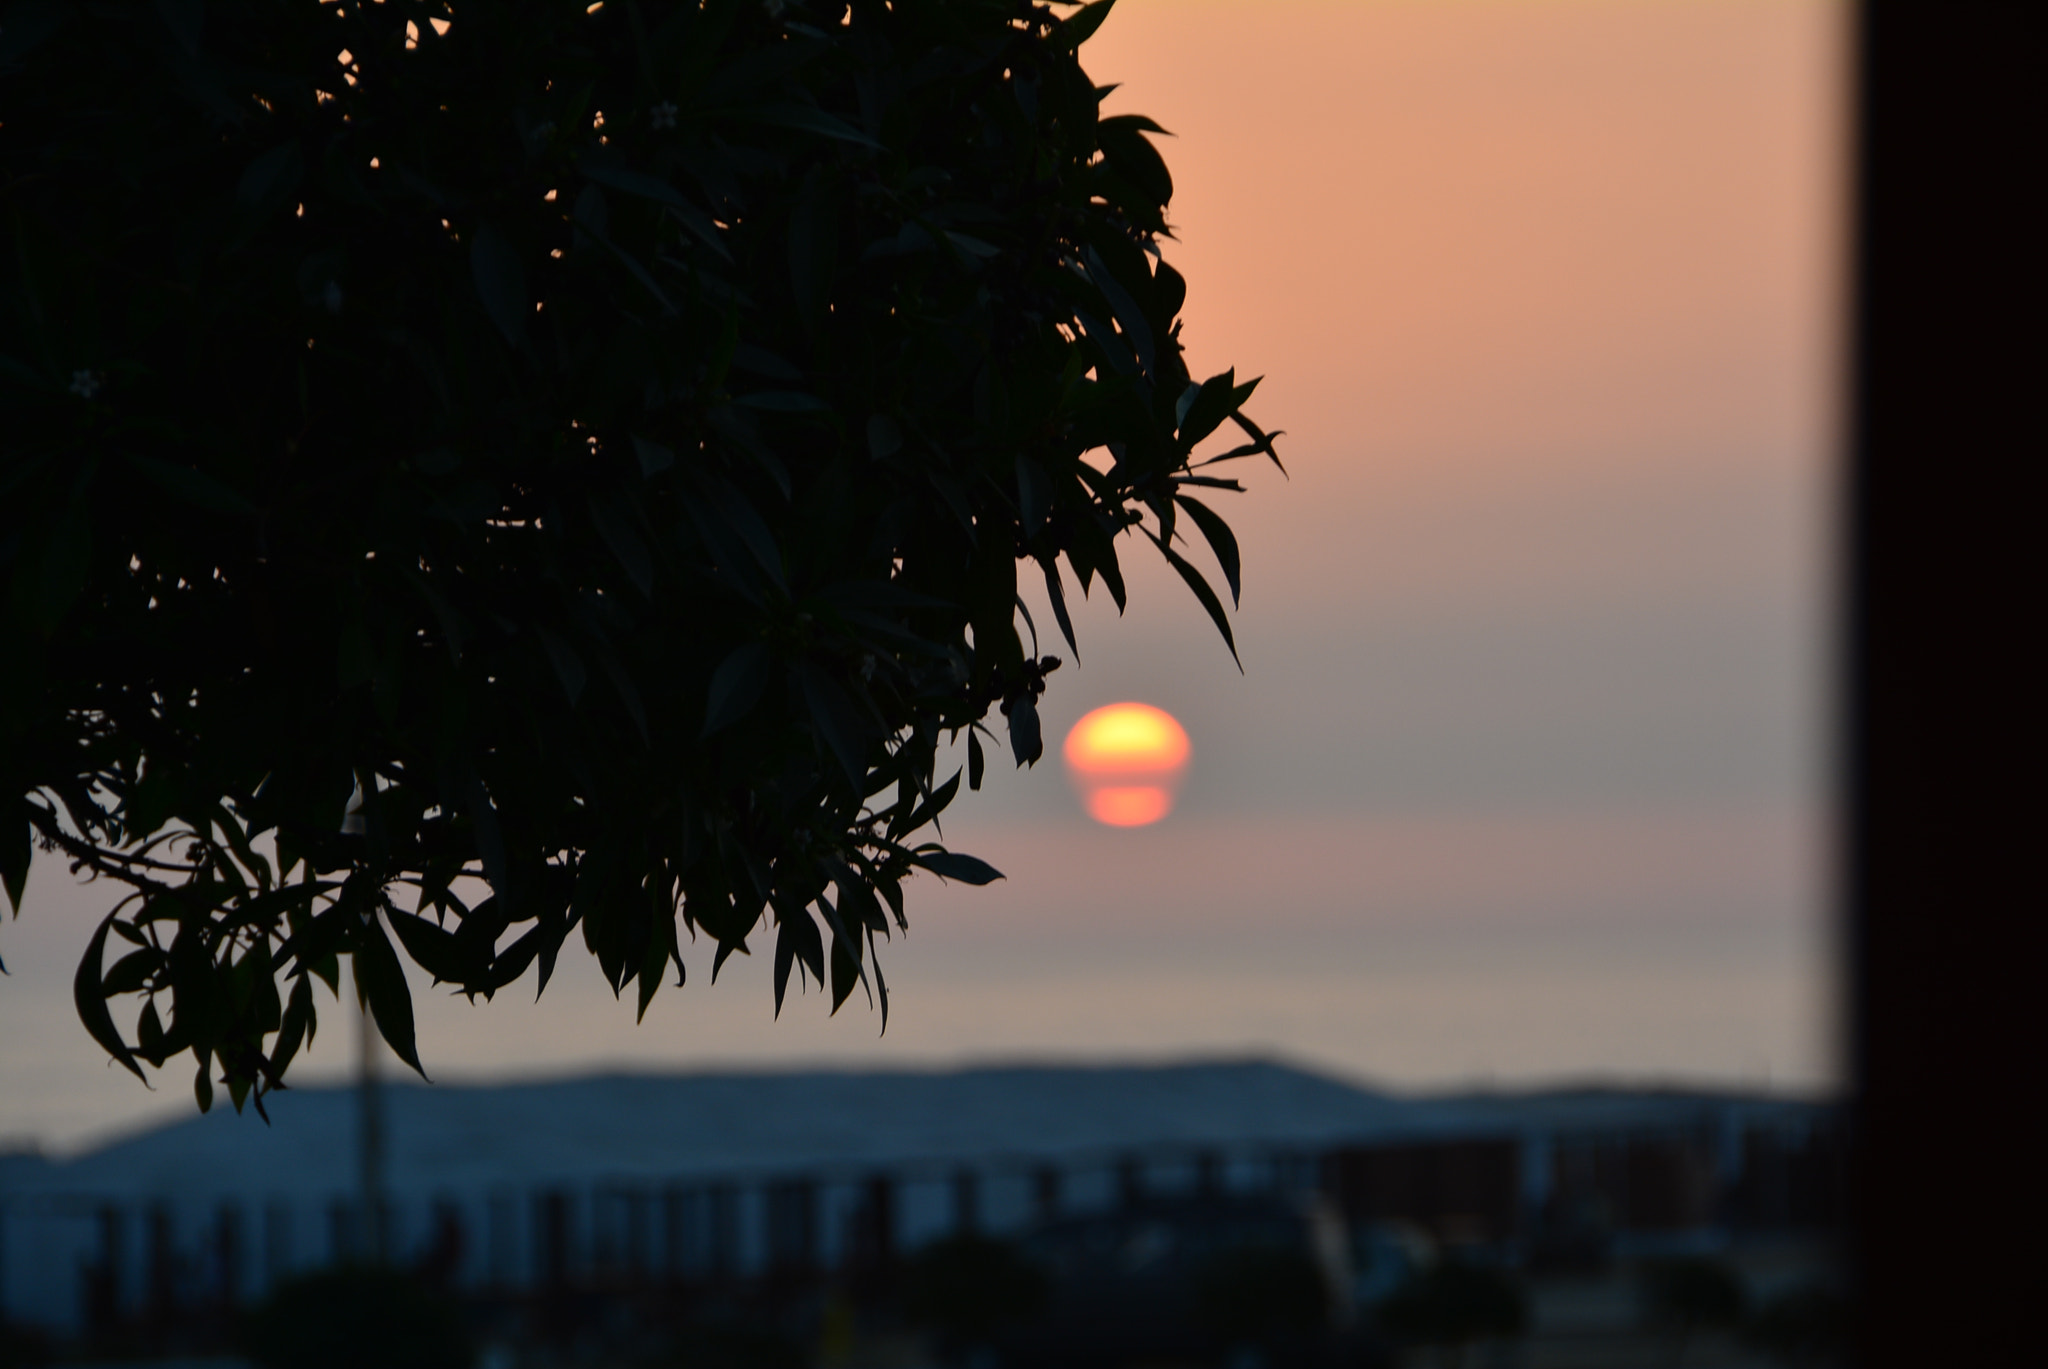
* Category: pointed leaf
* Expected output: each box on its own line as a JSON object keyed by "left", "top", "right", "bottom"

{"left": 1174, "top": 496, "right": 1241, "bottom": 606}
{"left": 1041, "top": 558, "right": 1080, "bottom": 660}
{"left": 533, "top": 625, "right": 588, "bottom": 706}
{"left": 801, "top": 663, "right": 869, "bottom": 788}
{"left": 1151, "top": 531, "right": 1241, "bottom": 669}
{"left": 1176, "top": 369, "right": 1238, "bottom": 452}
{"left": 470, "top": 222, "right": 530, "bottom": 347}
{"left": 236, "top": 141, "right": 304, "bottom": 213}
{"left": 355, "top": 912, "right": 426, "bottom": 1078}
{"left": 910, "top": 850, "right": 1005, "bottom": 885}
{"left": 703, "top": 642, "right": 771, "bottom": 736}
{"left": 128, "top": 456, "right": 257, "bottom": 517}
{"left": 1, "top": 805, "right": 27, "bottom": 914}
{"left": 384, "top": 905, "right": 478, "bottom": 986}
{"left": 1082, "top": 244, "right": 1155, "bottom": 377}
{"left": 633, "top": 436, "right": 676, "bottom": 477}
{"left": 635, "top": 907, "right": 671, "bottom": 1023}
{"left": 726, "top": 101, "right": 880, "bottom": 148}
{"left": 1008, "top": 694, "right": 1043, "bottom": 767}
{"left": 1057, "top": 0, "right": 1117, "bottom": 50}
{"left": 868, "top": 928, "right": 890, "bottom": 1034}
{"left": 75, "top": 915, "right": 146, "bottom": 1081}
{"left": 270, "top": 976, "right": 314, "bottom": 1080}
{"left": 587, "top": 493, "right": 655, "bottom": 598}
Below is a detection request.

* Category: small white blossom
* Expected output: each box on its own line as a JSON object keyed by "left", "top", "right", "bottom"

{"left": 323, "top": 281, "right": 344, "bottom": 314}
{"left": 650, "top": 101, "right": 677, "bottom": 131}
{"left": 69, "top": 369, "right": 103, "bottom": 399}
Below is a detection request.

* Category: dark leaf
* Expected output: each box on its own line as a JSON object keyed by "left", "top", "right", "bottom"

{"left": 1057, "top": 0, "right": 1117, "bottom": 50}
{"left": 270, "top": 976, "right": 313, "bottom": 1079}
{"left": 635, "top": 906, "right": 671, "bottom": 1023}
{"left": 910, "top": 850, "right": 1005, "bottom": 885}
{"left": 895, "top": 768, "right": 961, "bottom": 841}
{"left": 35, "top": 510, "right": 90, "bottom": 636}
{"left": 725, "top": 101, "right": 881, "bottom": 148}
{"left": 581, "top": 161, "right": 698, "bottom": 214}
{"left": 236, "top": 141, "right": 303, "bottom": 213}
{"left": 1151, "top": 531, "right": 1241, "bottom": 669}
{"left": 1017, "top": 457, "right": 1048, "bottom": 537}
{"left": 101, "top": 948, "right": 160, "bottom": 997}
{"left": 772, "top": 906, "right": 824, "bottom": 1018}
{"left": 127, "top": 456, "right": 257, "bottom": 516}
{"left": 1098, "top": 123, "right": 1173, "bottom": 208}
{"left": 587, "top": 492, "right": 655, "bottom": 598}
{"left": 153, "top": 0, "right": 203, "bottom": 54}
{"left": 1083, "top": 243, "right": 1156, "bottom": 377}
{"left": 867, "top": 414, "right": 903, "bottom": 460}
{"left": 1, "top": 807, "right": 27, "bottom": 914}
{"left": 868, "top": 927, "right": 890, "bottom": 1033}
{"left": 1008, "top": 693, "right": 1043, "bottom": 767}
{"left": 633, "top": 436, "right": 676, "bottom": 477}
{"left": 533, "top": 625, "right": 588, "bottom": 706}
{"left": 1174, "top": 495, "right": 1242, "bottom": 605}
{"left": 734, "top": 390, "right": 831, "bottom": 413}
{"left": 1042, "top": 558, "right": 1080, "bottom": 660}
{"left": 469, "top": 222, "right": 530, "bottom": 347}
{"left": 355, "top": 911, "right": 426, "bottom": 1078}
{"left": 384, "top": 906, "right": 477, "bottom": 986}
{"left": 0, "top": 2, "right": 67, "bottom": 70}
{"left": 1176, "top": 369, "right": 1238, "bottom": 451}
{"left": 801, "top": 664, "right": 870, "bottom": 788}
{"left": 75, "top": 916, "right": 146, "bottom": 1081}
{"left": 703, "top": 642, "right": 771, "bottom": 736}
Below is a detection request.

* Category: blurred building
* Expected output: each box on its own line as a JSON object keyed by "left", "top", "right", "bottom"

{"left": 0, "top": 1060, "right": 1839, "bottom": 1343}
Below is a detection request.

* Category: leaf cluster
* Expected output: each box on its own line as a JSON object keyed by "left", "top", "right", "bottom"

{"left": 0, "top": 0, "right": 1277, "bottom": 1113}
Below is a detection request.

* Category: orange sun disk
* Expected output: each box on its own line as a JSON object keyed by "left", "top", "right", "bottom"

{"left": 1063, "top": 703, "right": 1192, "bottom": 827}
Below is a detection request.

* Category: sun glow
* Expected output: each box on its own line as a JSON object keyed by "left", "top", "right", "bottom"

{"left": 1063, "top": 703, "right": 1192, "bottom": 827}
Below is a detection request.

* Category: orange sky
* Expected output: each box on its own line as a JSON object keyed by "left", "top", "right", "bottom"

{"left": 1087, "top": 0, "right": 1843, "bottom": 619}
{"left": 0, "top": 0, "right": 1848, "bottom": 1149}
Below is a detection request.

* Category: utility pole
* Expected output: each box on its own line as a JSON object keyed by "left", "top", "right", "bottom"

{"left": 358, "top": 963, "right": 387, "bottom": 1266}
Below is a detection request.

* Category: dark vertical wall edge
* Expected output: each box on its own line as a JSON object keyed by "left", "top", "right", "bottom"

{"left": 1850, "top": 4, "right": 2046, "bottom": 1363}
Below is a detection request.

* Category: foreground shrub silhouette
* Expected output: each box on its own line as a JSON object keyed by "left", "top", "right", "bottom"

{"left": 1, "top": 0, "right": 1277, "bottom": 1112}
{"left": 1376, "top": 1258, "right": 1527, "bottom": 1368}
{"left": 1192, "top": 1242, "right": 1330, "bottom": 1347}
{"left": 1745, "top": 1281, "right": 1846, "bottom": 1367}
{"left": 240, "top": 1266, "right": 471, "bottom": 1369}
{"left": 1640, "top": 1256, "right": 1747, "bottom": 1364}
{"left": 901, "top": 1233, "right": 1050, "bottom": 1349}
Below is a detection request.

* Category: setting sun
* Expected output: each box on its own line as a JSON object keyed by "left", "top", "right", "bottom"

{"left": 1063, "top": 703, "right": 1192, "bottom": 827}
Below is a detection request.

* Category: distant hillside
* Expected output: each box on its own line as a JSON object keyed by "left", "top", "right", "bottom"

{"left": 3, "top": 1058, "right": 1828, "bottom": 1206}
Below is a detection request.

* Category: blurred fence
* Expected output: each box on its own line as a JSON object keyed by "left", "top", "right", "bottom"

{"left": 1, "top": 1099, "right": 1843, "bottom": 1345}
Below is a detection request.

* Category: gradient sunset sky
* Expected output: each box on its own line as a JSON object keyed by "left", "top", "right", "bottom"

{"left": 0, "top": 0, "right": 1848, "bottom": 1150}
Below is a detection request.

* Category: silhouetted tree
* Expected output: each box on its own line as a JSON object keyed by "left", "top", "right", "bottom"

{"left": 1745, "top": 1281, "right": 1845, "bottom": 1367}
{"left": 901, "top": 1233, "right": 1050, "bottom": 1355}
{"left": 1192, "top": 1242, "right": 1331, "bottom": 1352}
{"left": 240, "top": 1266, "right": 471, "bottom": 1369}
{"left": 1377, "top": 1258, "right": 1528, "bottom": 1369}
{"left": 1640, "top": 1256, "right": 1748, "bottom": 1365}
{"left": 0, "top": 0, "right": 1275, "bottom": 1113}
